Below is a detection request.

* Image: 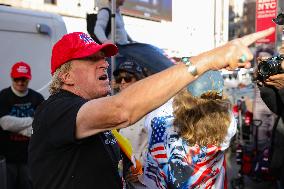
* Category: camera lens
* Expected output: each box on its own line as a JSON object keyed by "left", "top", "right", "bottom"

{"left": 259, "top": 63, "right": 271, "bottom": 76}
{"left": 268, "top": 59, "right": 281, "bottom": 74}
{"left": 257, "top": 57, "right": 282, "bottom": 81}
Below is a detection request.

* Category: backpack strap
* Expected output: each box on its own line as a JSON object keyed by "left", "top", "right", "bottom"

{"left": 86, "top": 7, "right": 112, "bottom": 44}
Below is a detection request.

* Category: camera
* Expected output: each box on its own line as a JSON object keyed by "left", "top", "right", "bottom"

{"left": 257, "top": 55, "right": 284, "bottom": 82}
{"left": 272, "top": 12, "right": 284, "bottom": 25}
{"left": 255, "top": 12, "right": 284, "bottom": 83}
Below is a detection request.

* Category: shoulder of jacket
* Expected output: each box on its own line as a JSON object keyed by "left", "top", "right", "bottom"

{"left": 0, "top": 87, "right": 11, "bottom": 95}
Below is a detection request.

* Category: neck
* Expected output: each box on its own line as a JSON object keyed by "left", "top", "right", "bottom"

{"left": 62, "top": 85, "right": 89, "bottom": 99}
{"left": 11, "top": 86, "right": 28, "bottom": 97}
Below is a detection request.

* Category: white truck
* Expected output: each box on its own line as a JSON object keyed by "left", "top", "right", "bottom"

{"left": 0, "top": 5, "right": 67, "bottom": 98}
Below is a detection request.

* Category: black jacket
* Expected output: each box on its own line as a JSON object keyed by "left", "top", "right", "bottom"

{"left": 259, "top": 86, "right": 284, "bottom": 120}
{"left": 259, "top": 86, "right": 284, "bottom": 184}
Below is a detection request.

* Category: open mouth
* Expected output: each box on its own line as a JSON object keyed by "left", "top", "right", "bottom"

{"left": 98, "top": 74, "right": 108, "bottom": 81}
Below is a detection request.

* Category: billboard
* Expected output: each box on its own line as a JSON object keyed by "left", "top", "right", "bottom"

{"left": 255, "top": 0, "right": 277, "bottom": 43}
{"left": 121, "top": 0, "right": 172, "bottom": 21}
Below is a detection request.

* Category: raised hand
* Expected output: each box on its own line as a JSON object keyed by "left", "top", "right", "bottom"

{"left": 204, "top": 27, "right": 275, "bottom": 71}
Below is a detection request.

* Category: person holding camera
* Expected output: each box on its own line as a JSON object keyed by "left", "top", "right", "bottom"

{"left": 256, "top": 54, "right": 284, "bottom": 127}
{"left": 257, "top": 55, "right": 284, "bottom": 189}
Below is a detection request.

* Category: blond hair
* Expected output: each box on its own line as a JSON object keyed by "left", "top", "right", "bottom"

{"left": 49, "top": 61, "right": 72, "bottom": 95}
{"left": 173, "top": 89, "right": 231, "bottom": 146}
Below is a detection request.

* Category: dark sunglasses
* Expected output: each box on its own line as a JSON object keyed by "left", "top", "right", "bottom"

{"left": 13, "top": 77, "right": 28, "bottom": 82}
{"left": 115, "top": 74, "right": 135, "bottom": 83}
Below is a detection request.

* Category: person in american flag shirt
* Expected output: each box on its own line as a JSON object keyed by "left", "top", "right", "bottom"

{"left": 143, "top": 70, "right": 237, "bottom": 189}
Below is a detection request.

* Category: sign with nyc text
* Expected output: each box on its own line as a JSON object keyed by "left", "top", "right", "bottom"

{"left": 256, "top": 0, "right": 277, "bottom": 43}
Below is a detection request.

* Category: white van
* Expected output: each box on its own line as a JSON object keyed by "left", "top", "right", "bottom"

{"left": 0, "top": 5, "right": 67, "bottom": 98}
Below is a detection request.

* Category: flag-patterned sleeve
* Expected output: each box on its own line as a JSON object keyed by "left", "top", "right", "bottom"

{"left": 143, "top": 99, "right": 174, "bottom": 189}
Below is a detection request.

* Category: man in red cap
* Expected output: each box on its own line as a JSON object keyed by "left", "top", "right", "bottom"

{"left": 28, "top": 29, "right": 274, "bottom": 189}
{"left": 0, "top": 61, "right": 44, "bottom": 189}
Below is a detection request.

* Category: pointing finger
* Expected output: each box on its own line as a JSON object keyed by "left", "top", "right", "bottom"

{"left": 240, "top": 27, "right": 275, "bottom": 46}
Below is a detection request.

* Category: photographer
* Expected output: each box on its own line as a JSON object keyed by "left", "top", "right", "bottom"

{"left": 257, "top": 56, "right": 284, "bottom": 189}
{"left": 257, "top": 55, "right": 284, "bottom": 120}
{"left": 258, "top": 13, "right": 284, "bottom": 116}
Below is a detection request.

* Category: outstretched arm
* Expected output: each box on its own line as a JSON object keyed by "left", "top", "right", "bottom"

{"left": 76, "top": 28, "right": 275, "bottom": 139}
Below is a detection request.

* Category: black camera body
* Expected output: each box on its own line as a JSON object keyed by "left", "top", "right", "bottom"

{"left": 272, "top": 12, "right": 284, "bottom": 25}
{"left": 257, "top": 55, "right": 284, "bottom": 82}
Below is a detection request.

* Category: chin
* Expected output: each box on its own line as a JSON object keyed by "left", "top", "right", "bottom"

{"left": 102, "top": 90, "right": 110, "bottom": 96}
{"left": 92, "top": 84, "right": 111, "bottom": 98}
{"left": 16, "top": 88, "right": 27, "bottom": 93}
{"left": 99, "top": 88, "right": 111, "bottom": 97}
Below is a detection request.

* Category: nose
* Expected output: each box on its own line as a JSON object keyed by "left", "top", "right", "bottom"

{"left": 119, "top": 80, "right": 128, "bottom": 90}
{"left": 103, "top": 59, "right": 109, "bottom": 68}
{"left": 120, "top": 78, "right": 126, "bottom": 84}
{"left": 98, "top": 59, "right": 109, "bottom": 70}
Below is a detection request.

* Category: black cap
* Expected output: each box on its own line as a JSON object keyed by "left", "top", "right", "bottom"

{"left": 113, "top": 57, "right": 144, "bottom": 76}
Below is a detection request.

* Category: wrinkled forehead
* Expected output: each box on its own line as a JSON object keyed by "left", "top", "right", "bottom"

{"left": 70, "top": 51, "right": 107, "bottom": 70}
{"left": 78, "top": 51, "right": 107, "bottom": 63}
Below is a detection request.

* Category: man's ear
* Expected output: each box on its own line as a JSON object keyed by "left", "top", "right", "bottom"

{"left": 61, "top": 72, "right": 74, "bottom": 85}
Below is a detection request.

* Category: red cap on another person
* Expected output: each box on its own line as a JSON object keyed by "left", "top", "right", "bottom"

{"left": 10, "top": 61, "right": 32, "bottom": 79}
{"left": 51, "top": 32, "right": 118, "bottom": 75}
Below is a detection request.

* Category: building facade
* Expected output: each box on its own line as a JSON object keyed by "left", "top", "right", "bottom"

{"left": 0, "top": 0, "right": 229, "bottom": 57}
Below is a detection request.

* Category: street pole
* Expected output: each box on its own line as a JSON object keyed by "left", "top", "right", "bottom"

{"left": 111, "top": 0, "right": 116, "bottom": 95}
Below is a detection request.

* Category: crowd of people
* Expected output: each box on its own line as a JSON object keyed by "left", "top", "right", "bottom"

{"left": 0, "top": 1, "right": 283, "bottom": 189}
{"left": 257, "top": 53, "right": 284, "bottom": 188}
{"left": 0, "top": 26, "right": 275, "bottom": 189}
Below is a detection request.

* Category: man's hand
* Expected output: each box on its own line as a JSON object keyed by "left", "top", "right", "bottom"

{"left": 195, "top": 27, "right": 275, "bottom": 72}
{"left": 265, "top": 73, "right": 284, "bottom": 89}
{"left": 18, "top": 126, "right": 33, "bottom": 137}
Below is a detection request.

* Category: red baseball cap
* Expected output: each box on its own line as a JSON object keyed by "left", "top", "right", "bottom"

{"left": 51, "top": 32, "right": 118, "bottom": 75}
{"left": 10, "top": 61, "right": 32, "bottom": 79}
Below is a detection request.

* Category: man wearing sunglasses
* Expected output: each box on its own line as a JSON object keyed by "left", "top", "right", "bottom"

{"left": 113, "top": 57, "right": 148, "bottom": 91}
{"left": 0, "top": 62, "right": 44, "bottom": 189}
{"left": 113, "top": 58, "right": 149, "bottom": 188}
{"left": 28, "top": 28, "right": 274, "bottom": 189}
